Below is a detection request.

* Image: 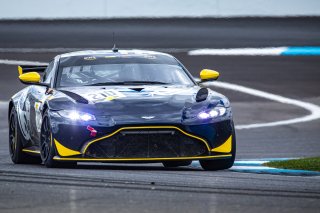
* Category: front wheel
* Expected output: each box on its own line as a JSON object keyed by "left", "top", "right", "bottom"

{"left": 40, "top": 110, "right": 76, "bottom": 168}
{"left": 200, "top": 129, "right": 236, "bottom": 171}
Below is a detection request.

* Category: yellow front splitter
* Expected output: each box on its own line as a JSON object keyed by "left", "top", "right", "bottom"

{"left": 53, "top": 154, "right": 232, "bottom": 162}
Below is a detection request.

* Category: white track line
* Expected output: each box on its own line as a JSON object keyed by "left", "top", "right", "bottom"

{"left": 203, "top": 81, "right": 320, "bottom": 129}
{"left": 1, "top": 59, "right": 320, "bottom": 130}
{"left": 0, "top": 59, "right": 48, "bottom": 66}
{"left": 0, "top": 48, "right": 82, "bottom": 53}
{"left": 188, "top": 47, "right": 288, "bottom": 56}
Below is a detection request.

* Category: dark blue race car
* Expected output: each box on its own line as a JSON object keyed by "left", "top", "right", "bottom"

{"left": 8, "top": 49, "right": 236, "bottom": 170}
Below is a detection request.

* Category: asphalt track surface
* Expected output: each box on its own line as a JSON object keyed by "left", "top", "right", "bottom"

{"left": 1, "top": 17, "right": 320, "bottom": 49}
{"left": 0, "top": 19, "right": 320, "bottom": 212}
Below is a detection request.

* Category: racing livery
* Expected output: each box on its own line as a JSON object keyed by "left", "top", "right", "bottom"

{"left": 8, "top": 49, "right": 236, "bottom": 170}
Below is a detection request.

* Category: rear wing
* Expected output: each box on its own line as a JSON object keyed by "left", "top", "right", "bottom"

{"left": 18, "top": 65, "right": 47, "bottom": 75}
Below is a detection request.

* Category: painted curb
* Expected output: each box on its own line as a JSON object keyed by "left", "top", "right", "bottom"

{"left": 231, "top": 159, "right": 320, "bottom": 176}
{"left": 188, "top": 47, "right": 320, "bottom": 56}
{"left": 191, "top": 159, "right": 320, "bottom": 176}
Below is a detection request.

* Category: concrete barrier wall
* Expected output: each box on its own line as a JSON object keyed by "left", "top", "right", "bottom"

{"left": 1, "top": 0, "right": 320, "bottom": 19}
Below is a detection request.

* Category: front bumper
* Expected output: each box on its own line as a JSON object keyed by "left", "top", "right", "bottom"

{"left": 51, "top": 120, "right": 234, "bottom": 162}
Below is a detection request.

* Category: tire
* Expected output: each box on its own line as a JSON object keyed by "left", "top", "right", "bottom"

{"left": 200, "top": 127, "right": 236, "bottom": 171}
{"left": 40, "top": 110, "right": 76, "bottom": 168}
{"left": 162, "top": 160, "right": 192, "bottom": 168}
{"left": 9, "top": 107, "right": 41, "bottom": 164}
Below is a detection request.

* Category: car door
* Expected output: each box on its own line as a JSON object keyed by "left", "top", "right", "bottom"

{"left": 27, "top": 60, "right": 55, "bottom": 145}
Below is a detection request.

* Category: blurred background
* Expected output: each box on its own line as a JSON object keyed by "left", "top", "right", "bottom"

{"left": 0, "top": 1, "right": 320, "bottom": 212}
{"left": 1, "top": 0, "right": 320, "bottom": 19}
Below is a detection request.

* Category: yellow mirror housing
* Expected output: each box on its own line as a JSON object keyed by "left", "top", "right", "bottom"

{"left": 19, "top": 72, "right": 41, "bottom": 84}
{"left": 200, "top": 69, "right": 220, "bottom": 81}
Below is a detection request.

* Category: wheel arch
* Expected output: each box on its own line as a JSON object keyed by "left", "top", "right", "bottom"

{"left": 8, "top": 100, "right": 15, "bottom": 122}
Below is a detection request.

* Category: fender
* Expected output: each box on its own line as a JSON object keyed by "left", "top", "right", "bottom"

{"left": 9, "top": 87, "right": 33, "bottom": 144}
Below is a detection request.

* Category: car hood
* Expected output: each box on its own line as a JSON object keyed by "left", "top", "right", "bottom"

{"left": 48, "top": 85, "right": 229, "bottom": 124}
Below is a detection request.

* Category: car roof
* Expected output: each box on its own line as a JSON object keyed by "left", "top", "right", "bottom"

{"left": 59, "top": 49, "right": 171, "bottom": 58}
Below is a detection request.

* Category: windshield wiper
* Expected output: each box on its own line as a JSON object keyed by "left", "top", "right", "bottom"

{"left": 120, "top": 81, "right": 169, "bottom": 85}
{"left": 86, "top": 81, "right": 169, "bottom": 86}
{"left": 85, "top": 82, "right": 126, "bottom": 86}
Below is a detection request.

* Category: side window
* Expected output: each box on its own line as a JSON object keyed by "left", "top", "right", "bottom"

{"left": 43, "top": 61, "right": 54, "bottom": 83}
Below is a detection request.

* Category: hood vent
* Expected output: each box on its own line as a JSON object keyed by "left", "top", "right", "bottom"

{"left": 130, "top": 88, "right": 144, "bottom": 92}
{"left": 196, "top": 88, "right": 209, "bottom": 102}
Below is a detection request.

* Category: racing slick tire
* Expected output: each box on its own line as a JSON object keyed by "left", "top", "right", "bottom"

{"left": 162, "top": 160, "right": 192, "bottom": 168}
{"left": 40, "top": 110, "right": 76, "bottom": 168}
{"left": 9, "top": 107, "right": 41, "bottom": 164}
{"left": 199, "top": 129, "right": 236, "bottom": 171}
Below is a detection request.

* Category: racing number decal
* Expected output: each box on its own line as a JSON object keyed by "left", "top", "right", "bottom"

{"left": 86, "top": 90, "right": 126, "bottom": 103}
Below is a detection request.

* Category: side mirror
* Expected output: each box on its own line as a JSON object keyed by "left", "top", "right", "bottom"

{"left": 19, "top": 72, "right": 40, "bottom": 84}
{"left": 19, "top": 72, "right": 49, "bottom": 87}
{"left": 200, "top": 69, "right": 220, "bottom": 81}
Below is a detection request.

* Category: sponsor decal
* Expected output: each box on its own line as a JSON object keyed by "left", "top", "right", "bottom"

{"left": 16, "top": 89, "right": 31, "bottom": 140}
{"left": 84, "top": 89, "right": 126, "bottom": 103}
{"left": 46, "top": 95, "right": 54, "bottom": 101}
{"left": 148, "top": 87, "right": 194, "bottom": 96}
{"left": 34, "top": 102, "right": 42, "bottom": 133}
{"left": 143, "top": 55, "right": 156, "bottom": 59}
{"left": 84, "top": 56, "right": 96, "bottom": 60}
{"left": 141, "top": 116, "right": 155, "bottom": 119}
{"left": 104, "top": 55, "right": 117, "bottom": 59}
{"left": 87, "top": 125, "right": 97, "bottom": 137}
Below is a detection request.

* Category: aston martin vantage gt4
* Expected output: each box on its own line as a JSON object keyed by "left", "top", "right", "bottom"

{"left": 8, "top": 50, "right": 236, "bottom": 170}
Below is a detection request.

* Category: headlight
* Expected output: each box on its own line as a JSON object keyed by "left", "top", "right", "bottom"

{"left": 197, "top": 107, "right": 226, "bottom": 119}
{"left": 57, "top": 110, "right": 96, "bottom": 121}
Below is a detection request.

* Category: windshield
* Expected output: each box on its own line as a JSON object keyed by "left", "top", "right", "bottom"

{"left": 57, "top": 54, "right": 194, "bottom": 87}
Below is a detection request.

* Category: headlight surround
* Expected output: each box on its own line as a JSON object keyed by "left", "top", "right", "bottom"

{"left": 57, "top": 110, "right": 96, "bottom": 122}
{"left": 197, "top": 107, "right": 227, "bottom": 120}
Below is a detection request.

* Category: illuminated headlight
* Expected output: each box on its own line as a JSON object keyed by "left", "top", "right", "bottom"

{"left": 57, "top": 110, "right": 96, "bottom": 121}
{"left": 198, "top": 107, "right": 226, "bottom": 119}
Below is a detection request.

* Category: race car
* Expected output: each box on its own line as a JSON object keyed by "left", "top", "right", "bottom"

{"left": 8, "top": 49, "right": 236, "bottom": 170}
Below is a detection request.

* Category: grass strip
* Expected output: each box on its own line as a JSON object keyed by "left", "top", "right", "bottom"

{"left": 263, "top": 157, "right": 320, "bottom": 172}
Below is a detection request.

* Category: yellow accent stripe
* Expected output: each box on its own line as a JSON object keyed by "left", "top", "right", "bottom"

{"left": 105, "top": 96, "right": 115, "bottom": 101}
{"left": 53, "top": 154, "right": 232, "bottom": 161}
{"left": 211, "top": 135, "right": 232, "bottom": 153}
{"left": 18, "top": 66, "right": 23, "bottom": 75}
{"left": 54, "top": 139, "right": 81, "bottom": 157}
{"left": 82, "top": 126, "right": 211, "bottom": 154}
{"left": 22, "top": 149, "right": 40, "bottom": 154}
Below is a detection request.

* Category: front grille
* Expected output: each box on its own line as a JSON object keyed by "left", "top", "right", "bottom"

{"left": 84, "top": 128, "right": 209, "bottom": 158}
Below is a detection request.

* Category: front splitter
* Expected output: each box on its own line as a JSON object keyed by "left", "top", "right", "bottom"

{"left": 53, "top": 154, "right": 232, "bottom": 162}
